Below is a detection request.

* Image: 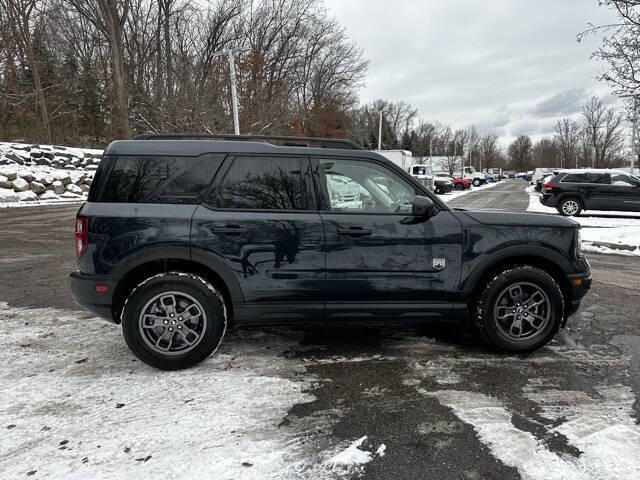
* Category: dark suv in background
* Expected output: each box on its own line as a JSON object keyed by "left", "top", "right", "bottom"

{"left": 541, "top": 169, "right": 640, "bottom": 216}
{"left": 70, "top": 135, "right": 591, "bottom": 370}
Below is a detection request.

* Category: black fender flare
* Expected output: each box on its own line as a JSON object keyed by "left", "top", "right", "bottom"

{"left": 111, "top": 245, "right": 244, "bottom": 304}
{"left": 460, "top": 244, "right": 573, "bottom": 301}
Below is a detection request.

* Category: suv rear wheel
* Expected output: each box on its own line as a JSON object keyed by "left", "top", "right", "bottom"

{"left": 472, "top": 178, "right": 482, "bottom": 187}
{"left": 121, "top": 272, "right": 227, "bottom": 370}
{"left": 473, "top": 266, "right": 564, "bottom": 353}
{"left": 558, "top": 197, "right": 582, "bottom": 216}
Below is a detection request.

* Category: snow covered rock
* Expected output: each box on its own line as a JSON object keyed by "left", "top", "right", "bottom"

{"left": 52, "top": 171, "right": 72, "bottom": 185}
{"left": 51, "top": 180, "right": 66, "bottom": 194}
{"left": 60, "top": 191, "right": 82, "bottom": 199}
{"left": 29, "top": 148, "right": 42, "bottom": 159}
{"left": 65, "top": 183, "right": 83, "bottom": 194}
{"left": 39, "top": 190, "right": 60, "bottom": 201}
{"left": 4, "top": 170, "right": 17, "bottom": 180}
{"left": 11, "top": 177, "right": 30, "bottom": 192}
{"left": 0, "top": 188, "right": 17, "bottom": 202}
{"left": 30, "top": 181, "right": 46, "bottom": 194}
{"left": 16, "top": 190, "right": 38, "bottom": 202}
{"left": 18, "top": 171, "right": 35, "bottom": 182}
{"left": 86, "top": 164, "right": 99, "bottom": 171}
{"left": 0, "top": 175, "right": 11, "bottom": 189}
{"left": 34, "top": 172, "right": 53, "bottom": 185}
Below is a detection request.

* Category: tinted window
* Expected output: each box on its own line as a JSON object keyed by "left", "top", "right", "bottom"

{"left": 316, "top": 158, "right": 417, "bottom": 213}
{"left": 88, "top": 154, "right": 116, "bottom": 202}
{"left": 611, "top": 173, "right": 640, "bottom": 186}
{"left": 210, "top": 156, "right": 310, "bottom": 210}
{"left": 561, "top": 173, "right": 608, "bottom": 184}
{"left": 100, "top": 154, "right": 222, "bottom": 203}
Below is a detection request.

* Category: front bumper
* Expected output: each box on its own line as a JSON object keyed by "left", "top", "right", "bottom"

{"left": 69, "top": 271, "right": 120, "bottom": 321}
{"left": 564, "top": 270, "right": 592, "bottom": 321}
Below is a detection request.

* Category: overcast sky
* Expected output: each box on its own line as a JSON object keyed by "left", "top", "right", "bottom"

{"left": 325, "top": 0, "right": 622, "bottom": 144}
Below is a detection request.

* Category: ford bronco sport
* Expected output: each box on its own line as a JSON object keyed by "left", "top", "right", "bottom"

{"left": 69, "top": 135, "right": 592, "bottom": 370}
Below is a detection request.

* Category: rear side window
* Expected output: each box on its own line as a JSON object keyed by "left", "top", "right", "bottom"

{"left": 99, "top": 154, "right": 223, "bottom": 203}
{"left": 207, "top": 156, "right": 311, "bottom": 210}
{"left": 561, "top": 173, "right": 608, "bottom": 184}
{"left": 87, "top": 154, "right": 116, "bottom": 201}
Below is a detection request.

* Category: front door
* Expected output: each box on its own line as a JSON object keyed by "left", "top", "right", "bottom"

{"left": 191, "top": 155, "right": 325, "bottom": 319}
{"left": 312, "top": 157, "right": 463, "bottom": 317}
{"left": 608, "top": 172, "right": 640, "bottom": 211}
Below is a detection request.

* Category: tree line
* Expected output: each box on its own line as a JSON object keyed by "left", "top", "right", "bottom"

{"left": 0, "top": 0, "right": 637, "bottom": 172}
{"left": 0, "top": 0, "right": 368, "bottom": 145}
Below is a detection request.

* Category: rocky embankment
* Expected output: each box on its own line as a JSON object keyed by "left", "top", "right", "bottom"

{"left": 0, "top": 143, "right": 102, "bottom": 204}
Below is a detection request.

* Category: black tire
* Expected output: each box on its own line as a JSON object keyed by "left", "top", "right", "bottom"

{"left": 121, "top": 272, "right": 227, "bottom": 370}
{"left": 472, "top": 266, "right": 564, "bottom": 353}
{"left": 472, "top": 178, "right": 482, "bottom": 187}
{"left": 557, "top": 197, "right": 582, "bottom": 216}
{"left": 454, "top": 183, "right": 464, "bottom": 190}
{"left": 435, "top": 185, "right": 443, "bottom": 194}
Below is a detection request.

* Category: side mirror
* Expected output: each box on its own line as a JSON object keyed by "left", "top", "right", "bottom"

{"left": 412, "top": 195, "right": 435, "bottom": 217}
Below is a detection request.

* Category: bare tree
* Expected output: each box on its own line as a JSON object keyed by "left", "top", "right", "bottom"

{"left": 582, "top": 96, "right": 625, "bottom": 167}
{"left": 554, "top": 118, "right": 581, "bottom": 168}
{"left": 1, "top": 0, "right": 52, "bottom": 141}
{"left": 508, "top": 135, "right": 533, "bottom": 171}
{"left": 532, "top": 137, "right": 560, "bottom": 168}
{"left": 479, "top": 134, "right": 499, "bottom": 171}
{"left": 66, "top": 0, "right": 131, "bottom": 138}
{"left": 580, "top": 1, "right": 640, "bottom": 96}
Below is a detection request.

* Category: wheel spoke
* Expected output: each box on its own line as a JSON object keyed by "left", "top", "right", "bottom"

{"left": 525, "top": 312, "right": 547, "bottom": 330}
{"left": 508, "top": 286, "right": 523, "bottom": 303}
{"left": 179, "top": 303, "right": 201, "bottom": 323}
{"left": 161, "top": 294, "right": 178, "bottom": 317}
{"left": 509, "top": 318, "right": 523, "bottom": 337}
{"left": 155, "top": 327, "right": 175, "bottom": 351}
{"left": 496, "top": 306, "right": 515, "bottom": 320}
{"left": 142, "top": 314, "right": 167, "bottom": 329}
{"left": 178, "top": 325, "right": 199, "bottom": 346}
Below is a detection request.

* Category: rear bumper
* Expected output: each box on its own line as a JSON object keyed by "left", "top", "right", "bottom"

{"left": 540, "top": 194, "right": 556, "bottom": 207}
{"left": 69, "top": 271, "right": 119, "bottom": 322}
{"left": 564, "top": 270, "right": 592, "bottom": 319}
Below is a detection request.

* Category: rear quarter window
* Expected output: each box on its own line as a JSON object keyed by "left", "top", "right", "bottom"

{"left": 99, "top": 154, "right": 224, "bottom": 204}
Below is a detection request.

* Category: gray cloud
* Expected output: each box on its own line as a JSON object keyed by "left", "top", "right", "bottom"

{"left": 325, "top": 0, "right": 623, "bottom": 144}
{"left": 531, "top": 88, "right": 588, "bottom": 117}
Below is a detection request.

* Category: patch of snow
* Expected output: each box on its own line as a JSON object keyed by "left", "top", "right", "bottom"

{"left": 326, "top": 436, "right": 373, "bottom": 467}
{"left": 527, "top": 187, "right": 640, "bottom": 256}
{"left": 0, "top": 303, "right": 345, "bottom": 479}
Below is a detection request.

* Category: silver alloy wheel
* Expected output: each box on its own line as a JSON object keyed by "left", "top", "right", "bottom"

{"left": 138, "top": 291, "right": 207, "bottom": 356}
{"left": 562, "top": 199, "right": 579, "bottom": 216}
{"left": 493, "top": 282, "right": 551, "bottom": 341}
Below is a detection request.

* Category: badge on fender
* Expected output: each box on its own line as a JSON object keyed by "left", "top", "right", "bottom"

{"left": 433, "top": 258, "right": 446, "bottom": 271}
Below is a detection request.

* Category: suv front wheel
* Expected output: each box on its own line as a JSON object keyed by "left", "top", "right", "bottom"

{"left": 473, "top": 266, "right": 564, "bottom": 353}
{"left": 121, "top": 272, "right": 227, "bottom": 370}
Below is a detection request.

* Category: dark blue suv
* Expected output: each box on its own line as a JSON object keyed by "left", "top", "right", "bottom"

{"left": 69, "top": 135, "right": 591, "bottom": 369}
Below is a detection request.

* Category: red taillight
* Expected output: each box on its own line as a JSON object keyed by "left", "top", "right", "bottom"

{"left": 543, "top": 183, "right": 554, "bottom": 190}
{"left": 75, "top": 217, "right": 88, "bottom": 259}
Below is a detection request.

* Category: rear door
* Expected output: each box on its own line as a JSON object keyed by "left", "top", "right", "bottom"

{"left": 560, "top": 173, "right": 609, "bottom": 209}
{"left": 191, "top": 155, "right": 325, "bottom": 319}
{"left": 608, "top": 173, "right": 640, "bottom": 211}
{"left": 312, "top": 156, "right": 463, "bottom": 318}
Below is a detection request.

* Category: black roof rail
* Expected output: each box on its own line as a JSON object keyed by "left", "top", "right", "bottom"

{"left": 133, "top": 133, "right": 364, "bottom": 150}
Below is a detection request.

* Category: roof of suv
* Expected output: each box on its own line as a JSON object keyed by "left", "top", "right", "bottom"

{"left": 104, "top": 139, "right": 384, "bottom": 160}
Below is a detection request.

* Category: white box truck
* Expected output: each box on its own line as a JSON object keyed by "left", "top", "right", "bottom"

{"left": 374, "top": 150, "right": 434, "bottom": 191}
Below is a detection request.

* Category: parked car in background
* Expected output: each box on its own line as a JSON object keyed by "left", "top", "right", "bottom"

{"left": 448, "top": 175, "right": 471, "bottom": 190}
{"left": 541, "top": 169, "right": 640, "bottom": 216}
{"left": 490, "top": 168, "right": 504, "bottom": 180}
{"left": 532, "top": 168, "right": 553, "bottom": 186}
{"left": 411, "top": 165, "right": 452, "bottom": 194}
{"left": 535, "top": 174, "right": 555, "bottom": 192}
{"left": 484, "top": 171, "right": 496, "bottom": 183}
{"left": 70, "top": 134, "right": 592, "bottom": 369}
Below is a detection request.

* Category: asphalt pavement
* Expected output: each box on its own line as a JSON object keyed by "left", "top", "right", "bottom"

{"left": 1, "top": 181, "right": 639, "bottom": 479}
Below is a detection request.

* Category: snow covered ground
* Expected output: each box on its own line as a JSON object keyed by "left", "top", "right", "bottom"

{"left": 527, "top": 186, "right": 640, "bottom": 256}
{"left": 0, "top": 303, "right": 384, "bottom": 479}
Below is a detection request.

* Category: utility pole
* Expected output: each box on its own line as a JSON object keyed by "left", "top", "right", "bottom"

{"left": 621, "top": 93, "right": 639, "bottom": 175}
{"left": 213, "top": 47, "right": 250, "bottom": 135}
{"left": 429, "top": 136, "right": 433, "bottom": 172}
{"left": 378, "top": 109, "right": 383, "bottom": 150}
